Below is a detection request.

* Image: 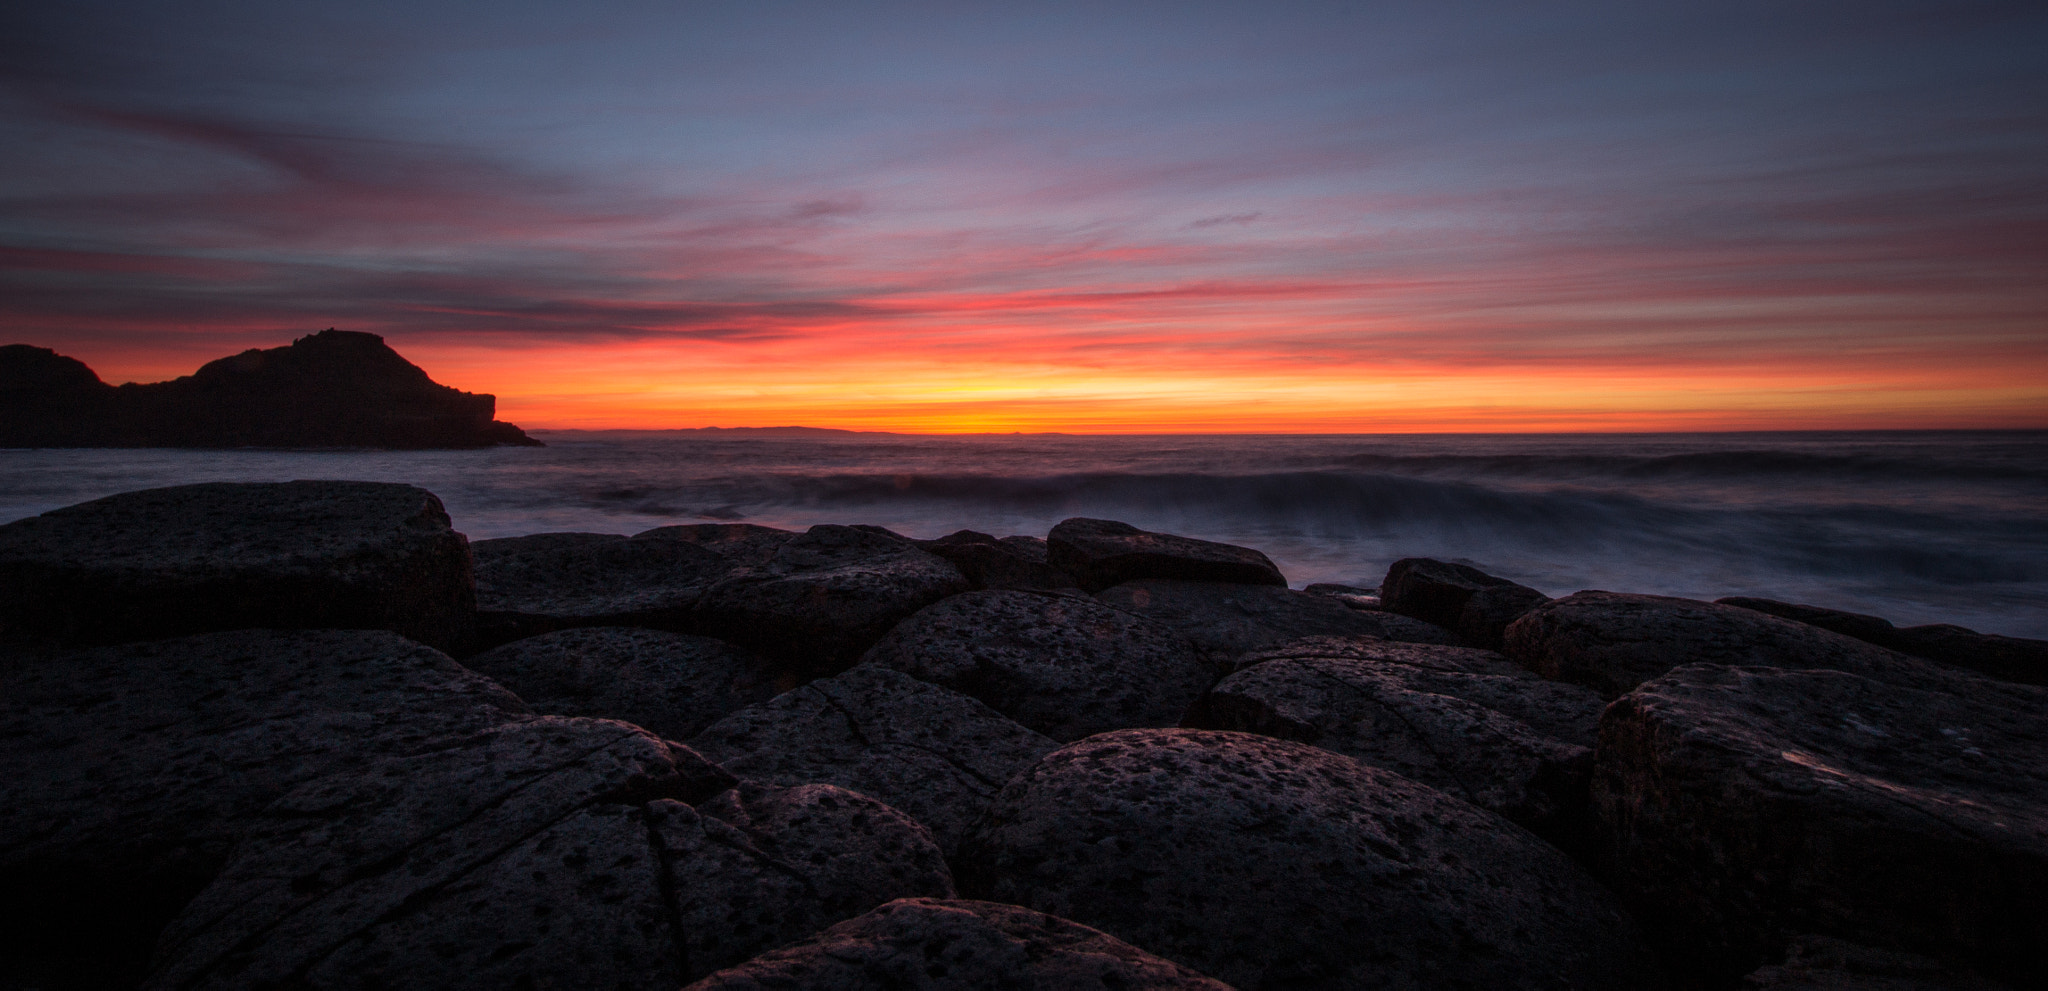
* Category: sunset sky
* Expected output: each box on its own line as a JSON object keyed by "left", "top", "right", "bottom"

{"left": 3, "top": 1, "right": 2044, "bottom": 432}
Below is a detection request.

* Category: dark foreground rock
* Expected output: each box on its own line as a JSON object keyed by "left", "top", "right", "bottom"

{"left": 960, "top": 729, "right": 1663, "bottom": 991}
{"left": 860, "top": 589, "right": 1212, "bottom": 742}
{"left": 463, "top": 626, "right": 781, "bottom": 740}
{"left": 914, "top": 529, "right": 1082, "bottom": 591}
{"left": 690, "top": 665, "right": 1059, "bottom": 855}
{"left": 0, "top": 480, "right": 476, "bottom": 651}
{"left": 1503, "top": 591, "right": 1945, "bottom": 699}
{"left": 1594, "top": 662, "right": 2048, "bottom": 986}
{"left": 1096, "top": 579, "right": 1457, "bottom": 669}
{"left": 1739, "top": 936, "right": 2012, "bottom": 990}
{"left": 471, "top": 531, "right": 735, "bottom": 644}
{"left": 1047, "top": 518, "right": 1286, "bottom": 591}
{"left": 1719, "top": 596, "right": 2048, "bottom": 685}
{"left": 1379, "top": 557, "right": 1550, "bottom": 650}
{"left": 683, "top": 898, "right": 1238, "bottom": 991}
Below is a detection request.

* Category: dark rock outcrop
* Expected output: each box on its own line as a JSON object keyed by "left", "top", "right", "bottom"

{"left": 690, "top": 665, "right": 1058, "bottom": 856}
{"left": 913, "top": 529, "right": 1082, "bottom": 591}
{"left": 462, "top": 627, "right": 781, "bottom": 741}
{"left": 0, "top": 480, "right": 475, "bottom": 651}
{"left": 1593, "top": 662, "right": 2048, "bottom": 985}
{"left": 1719, "top": 597, "right": 2048, "bottom": 686}
{"left": 0, "top": 331, "right": 538, "bottom": 449}
{"left": 859, "top": 589, "right": 1213, "bottom": 742}
{"left": 959, "top": 728, "right": 1664, "bottom": 991}
{"left": 470, "top": 532, "right": 735, "bottom": 645}
{"left": 682, "top": 898, "right": 1238, "bottom": 991}
{"left": 1095, "top": 578, "right": 1457, "bottom": 669}
{"left": 1047, "top": 518, "right": 1286, "bottom": 591}
{"left": 1379, "top": 557, "right": 1551, "bottom": 650}
{"left": 1738, "top": 936, "right": 2012, "bottom": 991}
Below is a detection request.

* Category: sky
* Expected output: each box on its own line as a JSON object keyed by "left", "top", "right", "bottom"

{"left": 2, "top": 0, "right": 2044, "bottom": 432}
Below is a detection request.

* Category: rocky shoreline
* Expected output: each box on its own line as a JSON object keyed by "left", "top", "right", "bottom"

{"left": 2, "top": 480, "right": 2042, "bottom": 990}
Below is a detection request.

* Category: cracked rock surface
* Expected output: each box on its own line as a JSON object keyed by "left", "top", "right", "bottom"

{"left": 690, "top": 665, "right": 1057, "bottom": 856}
{"left": 464, "top": 626, "right": 782, "bottom": 741}
{"left": 683, "top": 898, "right": 1238, "bottom": 991}
{"left": 959, "top": 728, "right": 1663, "bottom": 991}
{"left": 470, "top": 531, "right": 735, "bottom": 645}
{"left": 1096, "top": 579, "right": 1457, "bottom": 670}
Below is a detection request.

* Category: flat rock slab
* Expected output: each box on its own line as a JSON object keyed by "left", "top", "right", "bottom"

{"left": 463, "top": 626, "right": 782, "bottom": 741}
{"left": 915, "top": 529, "right": 1082, "bottom": 591}
{"left": 1718, "top": 597, "right": 2048, "bottom": 686}
{"left": 470, "top": 531, "right": 733, "bottom": 644}
{"left": 1183, "top": 640, "right": 1606, "bottom": 845}
{"left": 1379, "top": 557, "right": 1550, "bottom": 650}
{"left": 1504, "top": 591, "right": 1947, "bottom": 699}
{"left": 1594, "top": 663, "right": 2048, "bottom": 985}
{"left": 960, "top": 729, "right": 1662, "bottom": 991}
{"left": 859, "top": 589, "right": 1213, "bottom": 742}
{"left": 0, "top": 481, "right": 473, "bottom": 650}
{"left": 147, "top": 718, "right": 952, "bottom": 991}
{"left": 1097, "top": 579, "right": 1457, "bottom": 669}
{"left": 690, "top": 665, "right": 1058, "bottom": 856}
{"left": 1048, "top": 518, "right": 1285, "bottom": 592}
{"left": 683, "top": 898, "right": 1237, "bottom": 991}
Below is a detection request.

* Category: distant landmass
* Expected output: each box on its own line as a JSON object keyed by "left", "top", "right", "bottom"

{"left": 0, "top": 330, "right": 541, "bottom": 449}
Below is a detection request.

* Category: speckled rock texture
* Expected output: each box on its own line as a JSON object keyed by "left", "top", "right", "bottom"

{"left": 0, "top": 629, "right": 529, "bottom": 987}
{"left": 470, "top": 531, "right": 733, "bottom": 645}
{"left": 959, "top": 729, "right": 1664, "bottom": 991}
{"left": 859, "top": 589, "right": 1213, "bottom": 742}
{"left": 1096, "top": 579, "right": 1457, "bottom": 669}
{"left": 1047, "top": 518, "right": 1286, "bottom": 592}
{"left": 690, "top": 665, "right": 1058, "bottom": 856}
{"left": 146, "top": 719, "right": 950, "bottom": 991}
{"left": 1593, "top": 663, "right": 2048, "bottom": 986}
{"left": 1379, "top": 557, "right": 1551, "bottom": 650}
{"left": 1502, "top": 591, "right": 1946, "bottom": 699}
{"left": 692, "top": 524, "right": 970, "bottom": 674}
{"left": 0, "top": 481, "right": 474, "bottom": 650}
{"left": 463, "top": 626, "right": 782, "bottom": 740}
{"left": 914, "top": 529, "right": 1083, "bottom": 591}
{"left": 1182, "top": 637, "right": 1606, "bottom": 847}
{"left": 1737, "top": 936, "right": 2013, "bottom": 991}
{"left": 682, "top": 898, "right": 1239, "bottom": 991}
{"left": 1719, "top": 596, "right": 2048, "bottom": 686}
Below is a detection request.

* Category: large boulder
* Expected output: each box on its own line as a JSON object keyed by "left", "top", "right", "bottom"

{"left": 1593, "top": 662, "right": 2048, "bottom": 985}
{"left": 635, "top": 522, "right": 799, "bottom": 567}
{"left": 859, "top": 589, "right": 1213, "bottom": 742}
{"left": 682, "top": 898, "right": 1237, "bottom": 991}
{"left": 470, "top": 531, "right": 734, "bottom": 645}
{"left": 1502, "top": 591, "right": 1946, "bottom": 699}
{"left": 1183, "top": 637, "right": 1607, "bottom": 847}
{"left": 1047, "top": 518, "right": 1285, "bottom": 592}
{"left": 1096, "top": 579, "right": 1457, "bottom": 669}
{"left": 1738, "top": 935, "right": 2012, "bottom": 990}
{"left": 463, "top": 626, "right": 782, "bottom": 740}
{"left": 1379, "top": 558, "right": 1550, "bottom": 650}
{"left": 914, "top": 530, "right": 1082, "bottom": 591}
{"left": 0, "top": 481, "right": 475, "bottom": 651}
{"left": 146, "top": 717, "right": 950, "bottom": 990}
{"left": 959, "top": 729, "right": 1663, "bottom": 991}
{"left": 690, "top": 665, "right": 1059, "bottom": 856}
{"left": 1719, "top": 597, "right": 2048, "bottom": 686}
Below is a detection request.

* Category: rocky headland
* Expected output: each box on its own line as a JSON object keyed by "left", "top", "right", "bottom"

{"left": 2, "top": 482, "right": 2043, "bottom": 990}
{"left": 0, "top": 330, "right": 539, "bottom": 449}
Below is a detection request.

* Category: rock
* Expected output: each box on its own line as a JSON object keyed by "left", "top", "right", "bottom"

{"left": 1183, "top": 638, "right": 1607, "bottom": 847}
{"left": 682, "top": 898, "right": 1238, "bottom": 991}
{"left": 1715, "top": 597, "right": 1904, "bottom": 646}
{"left": 470, "top": 532, "right": 735, "bottom": 644}
{"left": 959, "top": 729, "right": 1663, "bottom": 991}
{"left": 463, "top": 627, "right": 782, "bottom": 741}
{"left": 914, "top": 529, "right": 1082, "bottom": 591}
{"left": 1592, "top": 662, "right": 2048, "bottom": 985}
{"left": 1096, "top": 579, "right": 1457, "bottom": 669}
{"left": 1379, "top": 558, "right": 1550, "bottom": 650}
{"left": 1302, "top": 582, "right": 1382, "bottom": 610}
{"left": 1046, "top": 518, "right": 1285, "bottom": 592}
{"left": 0, "top": 480, "right": 475, "bottom": 651}
{"left": 1717, "top": 597, "right": 2048, "bottom": 686}
{"left": 0, "top": 629, "right": 528, "bottom": 987}
{"left": 690, "top": 666, "right": 1058, "bottom": 856}
{"left": 692, "top": 524, "right": 970, "bottom": 674}
{"left": 1502, "top": 591, "right": 1946, "bottom": 699}
{"left": 635, "top": 522, "right": 799, "bottom": 568}
{"left": 859, "top": 589, "right": 1212, "bottom": 742}
{"left": 1739, "top": 935, "right": 2012, "bottom": 990}
{"left": 694, "top": 781, "right": 958, "bottom": 926}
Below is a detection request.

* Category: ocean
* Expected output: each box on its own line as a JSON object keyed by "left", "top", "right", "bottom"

{"left": 4, "top": 430, "right": 2045, "bottom": 639}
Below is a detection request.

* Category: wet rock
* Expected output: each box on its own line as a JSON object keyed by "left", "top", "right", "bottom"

{"left": 1718, "top": 597, "right": 2048, "bottom": 686}
{"left": 914, "top": 529, "right": 1082, "bottom": 591}
{"left": 1096, "top": 579, "right": 1457, "bottom": 670}
{"left": 1047, "top": 518, "right": 1285, "bottom": 592}
{"left": 0, "top": 481, "right": 474, "bottom": 650}
{"left": 464, "top": 626, "right": 782, "bottom": 740}
{"left": 1739, "top": 935, "right": 2012, "bottom": 991}
{"left": 1379, "top": 558, "right": 1550, "bottom": 650}
{"left": 1593, "top": 663, "right": 2048, "bottom": 985}
{"left": 859, "top": 589, "right": 1212, "bottom": 742}
{"left": 692, "top": 524, "right": 970, "bottom": 674}
{"left": 1183, "top": 638, "right": 1606, "bottom": 846}
{"left": 470, "top": 531, "right": 733, "bottom": 645}
{"left": 682, "top": 898, "right": 1237, "bottom": 991}
{"left": 1502, "top": 591, "right": 1945, "bottom": 699}
{"left": 690, "top": 665, "right": 1058, "bottom": 856}
{"left": 960, "top": 729, "right": 1663, "bottom": 991}
{"left": 1302, "top": 582, "right": 1382, "bottom": 610}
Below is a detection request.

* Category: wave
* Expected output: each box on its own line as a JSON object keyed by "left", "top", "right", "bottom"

{"left": 1325, "top": 449, "right": 2048, "bottom": 485}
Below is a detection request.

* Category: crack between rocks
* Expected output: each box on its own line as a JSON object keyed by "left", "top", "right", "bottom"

{"left": 641, "top": 805, "right": 695, "bottom": 982}
{"left": 814, "top": 686, "right": 1005, "bottom": 790}
{"left": 694, "top": 817, "right": 822, "bottom": 898}
{"left": 1302, "top": 665, "right": 1489, "bottom": 803}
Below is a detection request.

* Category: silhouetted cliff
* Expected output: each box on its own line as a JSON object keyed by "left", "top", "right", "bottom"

{"left": 0, "top": 331, "right": 541, "bottom": 449}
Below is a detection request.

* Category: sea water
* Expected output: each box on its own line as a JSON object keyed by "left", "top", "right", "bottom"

{"left": 3, "top": 430, "right": 2044, "bottom": 639}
